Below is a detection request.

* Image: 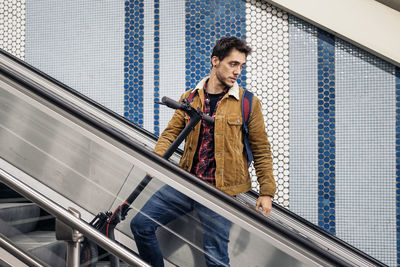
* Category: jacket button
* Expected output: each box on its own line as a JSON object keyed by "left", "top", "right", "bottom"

{"left": 189, "top": 146, "right": 192, "bottom": 150}
{"left": 185, "top": 164, "right": 189, "bottom": 169}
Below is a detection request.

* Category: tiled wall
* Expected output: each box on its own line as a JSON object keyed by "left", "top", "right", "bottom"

{"left": 396, "top": 66, "right": 400, "bottom": 266}
{"left": 124, "top": 0, "right": 145, "bottom": 126}
{"left": 335, "top": 38, "right": 396, "bottom": 265}
{"left": 245, "top": 1, "right": 290, "bottom": 207}
{"left": 1, "top": 0, "right": 399, "bottom": 265}
{"left": 184, "top": 0, "right": 247, "bottom": 91}
{"left": 0, "top": 0, "right": 25, "bottom": 60}
{"left": 25, "top": 1, "right": 125, "bottom": 115}
{"left": 288, "top": 14, "right": 397, "bottom": 264}
{"left": 316, "top": 29, "right": 336, "bottom": 234}
{"left": 288, "top": 16, "right": 318, "bottom": 225}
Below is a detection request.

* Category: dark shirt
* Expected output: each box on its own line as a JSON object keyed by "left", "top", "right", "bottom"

{"left": 208, "top": 92, "right": 225, "bottom": 115}
{"left": 191, "top": 85, "right": 227, "bottom": 185}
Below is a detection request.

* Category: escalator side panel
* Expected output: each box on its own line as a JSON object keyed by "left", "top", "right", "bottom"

{"left": 0, "top": 52, "right": 384, "bottom": 266}
{"left": 0, "top": 77, "right": 133, "bottom": 213}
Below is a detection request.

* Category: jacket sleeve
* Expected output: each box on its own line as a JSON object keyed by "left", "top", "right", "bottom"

{"left": 153, "top": 93, "right": 187, "bottom": 156}
{"left": 247, "top": 96, "right": 276, "bottom": 197}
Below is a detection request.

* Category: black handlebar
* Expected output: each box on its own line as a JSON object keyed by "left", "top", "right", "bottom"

{"left": 161, "top": 96, "right": 214, "bottom": 124}
{"left": 162, "top": 96, "right": 184, "bottom": 110}
{"left": 201, "top": 114, "right": 214, "bottom": 124}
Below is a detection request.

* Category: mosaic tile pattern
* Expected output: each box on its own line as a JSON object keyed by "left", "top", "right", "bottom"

{"left": 288, "top": 15, "right": 318, "bottom": 224}
{"left": 185, "top": 0, "right": 247, "bottom": 92}
{"left": 335, "top": 39, "right": 396, "bottom": 267}
{"left": 397, "top": 66, "right": 400, "bottom": 267}
{"left": 25, "top": 1, "right": 125, "bottom": 114}
{"left": 317, "top": 29, "right": 336, "bottom": 234}
{"left": 153, "top": 0, "right": 160, "bottom": 135}
{"left": 395, "top": 66, "right": 400, "bottom": 267}
{"left": 0, "top": 0, "right": 25, "bottom": 59}
{"left": 245, "top": 0, "right": 290, "bottom": 207}
{"left": 142, "top": 0, "right": 154, "bottom": 133}
{"left": 124, "top": 0, "right": 144, "bottom": 126}
{"left": 158, "top": 1, "right": 186, "bottom": 136}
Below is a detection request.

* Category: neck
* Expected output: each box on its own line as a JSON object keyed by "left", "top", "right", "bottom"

{"left": 206, "top": 72, "right": 226, "bottom": 94}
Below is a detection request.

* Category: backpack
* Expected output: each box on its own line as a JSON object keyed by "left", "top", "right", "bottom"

{"left": 186, "top": 88, "right": 254, "bottom": 166}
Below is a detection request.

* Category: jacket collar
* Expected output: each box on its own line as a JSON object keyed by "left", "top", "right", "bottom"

{"left": 195, "top": 77, "right": 240, "bottom": 100}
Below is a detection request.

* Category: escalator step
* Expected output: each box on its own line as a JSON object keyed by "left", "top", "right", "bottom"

{"left": 11, "top": 231, "right": 66, "bottom": 267}
{"left": 0, "top": 203, "right": 41, "bottom": 237}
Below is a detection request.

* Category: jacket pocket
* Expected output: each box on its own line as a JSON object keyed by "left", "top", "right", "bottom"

{"left": 227, "top": 116, "right": 242, "bottom": 143}
{"left": 227, "top": 116, "right": 242, "bottom": 126}
{"left": 225, "top": 116, "right": 246, "bottom": 185}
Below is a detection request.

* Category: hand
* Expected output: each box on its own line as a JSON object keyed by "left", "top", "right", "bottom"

{"left": 255, "top": 196, "right": 272, "bottom": 216}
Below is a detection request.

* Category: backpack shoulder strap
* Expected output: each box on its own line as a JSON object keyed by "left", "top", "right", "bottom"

{"left": 242, "top": 89, "right": 254, "bottom": 125}
{"left": 241, "top": 89, "right": 254, "bottom": 166}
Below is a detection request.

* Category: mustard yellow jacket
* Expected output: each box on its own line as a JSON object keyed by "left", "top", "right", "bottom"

{"left": 154, "top": 78, "right": 276, "bottom": 197}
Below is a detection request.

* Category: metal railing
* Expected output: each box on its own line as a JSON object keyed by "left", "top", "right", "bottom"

{"left": 0, "top": 233, "right": 49, "bottom": 267}
{"left": 0, "top": 168, "right": 150, "bottom": 267}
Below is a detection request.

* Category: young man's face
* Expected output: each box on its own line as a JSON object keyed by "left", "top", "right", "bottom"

{"left": 212, "top": 48, "right": 246, "bottom": 88}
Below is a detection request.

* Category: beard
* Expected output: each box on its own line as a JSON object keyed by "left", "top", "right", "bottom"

{"left": 215, "top": 71, "right": 233, "bottom": 89}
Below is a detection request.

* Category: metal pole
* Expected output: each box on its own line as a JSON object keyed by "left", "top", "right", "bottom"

{"left": 56, "top": 207, "right": 83, "bottom": 267}
{"left": 65, "top": 208, "right": 83, "bottom": 267}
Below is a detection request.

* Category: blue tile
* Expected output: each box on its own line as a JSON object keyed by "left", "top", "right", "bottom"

{"left": 153, "top": 0, "right": 160, "bottom": 135}
{"left": 124, "top": 0, "right": 144, "bottom": 127}
{"left": 396, "top": 66, "right": 400, "bottom": 265}
{"left": 317, "top": 28, "right": 336, "bottom": 234}
{"left": 185, "top": 0, "right": 246, "bottom": 91}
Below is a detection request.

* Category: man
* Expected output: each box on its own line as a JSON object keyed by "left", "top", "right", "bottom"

{"left": 131, "top": 37, "right": 276, "bottom": 267}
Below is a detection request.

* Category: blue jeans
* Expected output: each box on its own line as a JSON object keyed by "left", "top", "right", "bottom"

{"left": 130, "top": 185, "right": 232, "bottom": 267}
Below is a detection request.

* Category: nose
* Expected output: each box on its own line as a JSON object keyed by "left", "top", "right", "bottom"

{"left": 233, "top": 65, "right": 242, "bottom": 75}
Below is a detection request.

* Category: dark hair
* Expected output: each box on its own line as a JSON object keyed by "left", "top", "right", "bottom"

{"left": 211, "top": 37, "right": 252, "bottom": 62}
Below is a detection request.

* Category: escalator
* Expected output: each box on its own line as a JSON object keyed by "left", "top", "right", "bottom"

{"left": 0, "top": 49, "right": 386, "bottom": 266}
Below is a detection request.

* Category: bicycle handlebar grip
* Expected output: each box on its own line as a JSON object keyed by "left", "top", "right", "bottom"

{"left": 162, "top": 96, "right": 214, "bottom": 124}
{"left": 162, "top": 96, "right": 184, "bottom": 110}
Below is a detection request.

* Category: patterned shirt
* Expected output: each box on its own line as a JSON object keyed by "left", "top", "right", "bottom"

{"left": 191, "top": 83, "right": 227, "bottom": 185}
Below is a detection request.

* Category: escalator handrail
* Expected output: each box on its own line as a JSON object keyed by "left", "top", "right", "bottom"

{"left": 245, "top": 191, "right": 387, "bottom": 267}
{"left": 0, "top": 48, "right": 386, "bottom": 266}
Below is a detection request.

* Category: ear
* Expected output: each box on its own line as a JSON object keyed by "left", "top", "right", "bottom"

{"left": 211, "top": 56, "right": 220, "bottom": 68}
